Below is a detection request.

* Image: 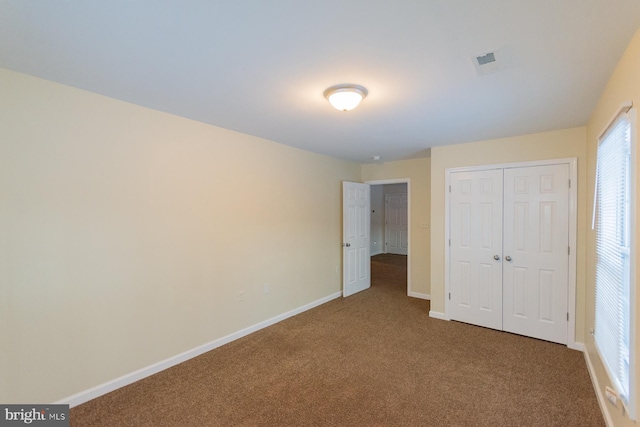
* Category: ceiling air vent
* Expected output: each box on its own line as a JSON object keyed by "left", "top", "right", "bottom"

{"left": 476, "top": 52, "right": 496, "bottom": 66}
{"left": 472, "top": 49, "right": 502, "bottom": 76}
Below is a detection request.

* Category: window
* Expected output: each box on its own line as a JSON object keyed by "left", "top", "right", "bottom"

{"left": 593, "top": 107, "right": 635, "bottom": 418}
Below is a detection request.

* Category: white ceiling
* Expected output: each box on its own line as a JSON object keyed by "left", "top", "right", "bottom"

{"left": 2, "top": 1, "right": 640, "bottom": 163}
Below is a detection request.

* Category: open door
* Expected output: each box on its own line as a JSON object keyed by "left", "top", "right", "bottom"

{"left": 343, "top": 181, "right": 371, "bottom": 297}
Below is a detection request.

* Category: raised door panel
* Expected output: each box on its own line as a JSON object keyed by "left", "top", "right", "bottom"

{"left": 343, "top": 182, "right": 371, "bottom": 297}
{"left": 385, "top": 193, "right": 408, "bottom": 255}
{"left": 502, "top": 165, "right": 569, "bottom": 344}
{"left": 449, "top": 170, "right": 503, "bottom": 330}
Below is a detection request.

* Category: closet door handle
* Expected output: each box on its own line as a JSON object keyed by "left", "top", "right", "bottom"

{"left": 493, "top": 255, "right": 500, "bottom": 261}
{"left": 505, "top": 255, "right": 512, "bottom": 262}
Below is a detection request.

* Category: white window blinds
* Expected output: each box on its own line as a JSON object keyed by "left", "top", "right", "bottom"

{"left": 594, "top": 111, "right": 632, "bottom": 410}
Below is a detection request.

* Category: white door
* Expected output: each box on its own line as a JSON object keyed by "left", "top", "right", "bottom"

{"left": 385, "top": 193, "right": 408, "bottom": 255}
{"left": 449, "top": 170, "right": 503, "bottom": 330}
{"left": 502, "top": 164, "right": 569, "bottom": 344}
{"left": 343, "top": 182, "right": 371, "bottom": 297}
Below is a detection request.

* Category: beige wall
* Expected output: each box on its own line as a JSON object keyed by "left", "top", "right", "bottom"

{"left": 585, "top": 29, "right": 640, "bottom": 426}
{"left": 0, "top": 68, "right": 361, "bottom": 403}
{"left": 429, "top": 127, "right": 588, "bottom": 340}
{"left": 362, "top": 157, "right": 431, "bottom": 297}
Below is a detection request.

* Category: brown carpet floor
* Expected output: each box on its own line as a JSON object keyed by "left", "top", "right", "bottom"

{"left": 71, "top": 254, "right": 604, "bottom": 426}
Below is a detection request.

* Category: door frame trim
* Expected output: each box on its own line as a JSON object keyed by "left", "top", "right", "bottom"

{"left": 365, "top": 179, "right": 416, "bottom": 298}
{"left": 444, "top": 158, "right": 579, "bottom": 349}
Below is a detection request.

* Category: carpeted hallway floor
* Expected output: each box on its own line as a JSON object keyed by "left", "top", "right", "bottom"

{"left": 71, "top": 254, "right": 604, "bottom": 426}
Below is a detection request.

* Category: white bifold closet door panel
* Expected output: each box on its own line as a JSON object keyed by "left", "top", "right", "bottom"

{"left": 503, "top": 165, "right": 569, "bottom": 344}
{"left": 449, "top": 164, "right": 570, "bottom": 345}
{"left": 449, "top": 169, "right": 503, "bottom": 330}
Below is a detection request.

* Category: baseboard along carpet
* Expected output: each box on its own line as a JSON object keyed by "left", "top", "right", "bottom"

{"left": 71, "top": 254, "right": 604, "bottom": 426}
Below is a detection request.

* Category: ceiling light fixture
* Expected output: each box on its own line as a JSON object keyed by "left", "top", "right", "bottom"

{"left": 324, "top": 84, "right": 368, "bottom": 111}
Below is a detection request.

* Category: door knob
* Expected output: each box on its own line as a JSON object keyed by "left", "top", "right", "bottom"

{"left": 493, "top": 255, "right": 500, "bottom": 260}
{"left": 343, "top": 243, "right": 351, "bottom": 247}
{"left": 505, "top": 255, "right": 512, "bottom": 261}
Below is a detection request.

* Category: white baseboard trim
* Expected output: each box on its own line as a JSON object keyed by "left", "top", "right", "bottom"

{"left": 584, "top": 348, "right": 614, "bottom": 427}
{"left": 568, "top": 341, "right": 585, "bottom": 352}
{"left": 57, "top": 291, "right": 342, "bottom": 408}
{"left": 428, "top": 310, "right": 447, "bottom": 320}
{"left": 370, "top": 250, "right": 384, "bottom": 256}
{"left": 408, "top": 292, "right": 430, "bottom": 300}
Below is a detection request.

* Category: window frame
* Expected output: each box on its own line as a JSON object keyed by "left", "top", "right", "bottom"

{"left": 593, "top": 105, "right": 637, "bottom": 419}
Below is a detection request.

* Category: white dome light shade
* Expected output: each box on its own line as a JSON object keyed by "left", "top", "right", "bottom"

{"left": 324, "top": 84, "right": 368, "bottom": 111}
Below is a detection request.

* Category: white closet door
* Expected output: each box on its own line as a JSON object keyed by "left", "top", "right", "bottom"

{"left": 385, "top": 193, "right": 408, "bottom": 255}
{"left": 449, "top": 170, "right": 503, "bottom": 330}
{"left": 502, "top": 165, "right": 570, "bottom": 344}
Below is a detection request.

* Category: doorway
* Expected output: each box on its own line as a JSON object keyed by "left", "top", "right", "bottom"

{"left": 367, "top": 179, "right": 410, "bottom": 296}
